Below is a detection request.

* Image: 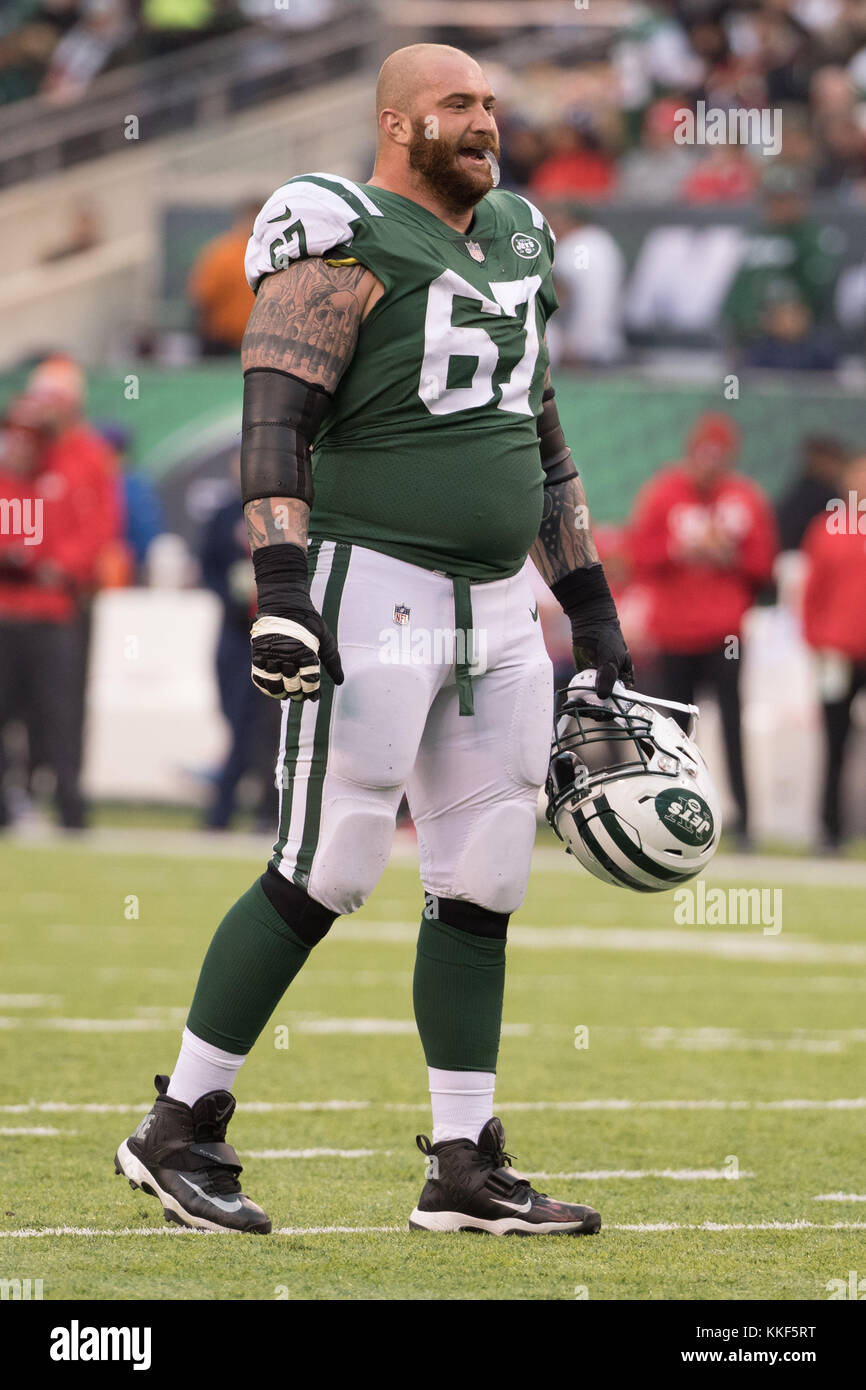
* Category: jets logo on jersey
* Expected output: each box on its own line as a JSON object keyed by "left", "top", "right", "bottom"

{"left": 511, "top": 232, "right": 541, "bottom": 259}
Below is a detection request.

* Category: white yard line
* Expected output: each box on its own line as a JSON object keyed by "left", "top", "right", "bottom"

{"left": 0, "top": 995, "right": 61, "bottom": 1008}
{"left": 813, "top": 1193, "right": 866, "bottom": 1202}
{"left": 7, "top": 824, "right": 866, "bottom": 886}
{"left": 0, "top": 1017, "right": 179, "bottom": 1032}
{"left": 245, "top": 1148, "right": 388, "bottom": 1159}
{"left": 0, "top": 1016, "right": 532, "bottom": 1037}
{"left": 335, "top": 921, "right": 866, "bottom": 965}
{"left": 0, "top": 1126, "right": 75, "bottom": 1136}
{"left": 2, "top": 1221, "right": 866, "bottom": 1238}
{"left": 1, "top": 1097, "right": 864, "bottom": 1115}
{"left": 529, "top": 1169, "right": 754, "bottom": 1181}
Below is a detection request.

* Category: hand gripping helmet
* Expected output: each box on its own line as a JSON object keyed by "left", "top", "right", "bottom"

{"left": 546, "top": 670, "right": 722, "bottom": 892}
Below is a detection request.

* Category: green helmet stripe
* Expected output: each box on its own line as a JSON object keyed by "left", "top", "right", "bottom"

{"left": 595, "top": 793, "right": 698, "bottom": 884}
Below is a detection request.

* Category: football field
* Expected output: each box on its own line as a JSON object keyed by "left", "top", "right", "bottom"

{"left": 2, "top": 832, "right": 865, "bottom": 1301}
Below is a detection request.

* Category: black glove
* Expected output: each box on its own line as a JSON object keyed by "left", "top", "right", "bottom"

{"left": 551, "top": 563, "right": 634, "bottom": 701}
{"left": 250, "top": 544, "right": 344, "bottom": 702}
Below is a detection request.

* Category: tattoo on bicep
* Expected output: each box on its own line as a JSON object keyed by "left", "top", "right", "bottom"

{"left": 241, "top": 259, "right": 369, "bottom": 392}
{"left": 244, "top": 497, "right": 309, "bottom": 553}
{"left": 530, "top": 476, "right": 599, "bottom": 586}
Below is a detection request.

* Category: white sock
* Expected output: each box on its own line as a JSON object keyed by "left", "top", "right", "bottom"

{"left": 428, "top": 1067, "right": 496, "bottom": 1144}
{"left": 167, "top": 1027, "right": 246, "bottom": 1107}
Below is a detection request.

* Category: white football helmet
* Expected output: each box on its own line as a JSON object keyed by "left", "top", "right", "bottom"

{"left": 546, "top": 670, "right": 722, "bottom": 892}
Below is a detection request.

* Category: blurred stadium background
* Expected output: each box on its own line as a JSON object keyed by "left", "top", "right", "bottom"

{"left": 2, "top": 0, "right": 866, "bottom": 847}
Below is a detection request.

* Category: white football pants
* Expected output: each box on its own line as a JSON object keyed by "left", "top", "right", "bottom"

{"left": 271, "top": 540, "right": 553, "bottom": 917}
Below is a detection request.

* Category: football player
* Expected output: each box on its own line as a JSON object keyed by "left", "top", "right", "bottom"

{"left": 115, "top": 43, "right": 632, "bottom": 1236}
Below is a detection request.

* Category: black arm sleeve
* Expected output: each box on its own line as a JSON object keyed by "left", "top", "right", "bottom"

{"left": 537, "top": 385, "right": 579, "bottom": 488}
{"left": 240, "top": 368, "right": 332, "bottom": 508}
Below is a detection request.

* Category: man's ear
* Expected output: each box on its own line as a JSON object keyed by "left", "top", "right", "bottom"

{"left": 378, "top": 108, "right": 412, "bottom": 147}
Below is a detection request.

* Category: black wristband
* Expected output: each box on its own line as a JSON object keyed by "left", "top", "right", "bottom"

{"left": 252, "top": 543, "right": 308, "bottom": 615}
{"left": 550, "top": 563, "right": 617, "bottom": 622}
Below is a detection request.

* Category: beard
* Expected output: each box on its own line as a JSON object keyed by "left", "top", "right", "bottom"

{"left": 407, "top": 120, "right": 499, "bottom": 214}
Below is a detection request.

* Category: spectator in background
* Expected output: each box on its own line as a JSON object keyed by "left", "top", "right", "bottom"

{"left": 744, "top": 284, "right": 840, "bottom": 370}
{"left": 41, "top": 0, "right": 132, "bottom": 103}
{"left": 680, "top": 144, "right": 758, "bottom": 204}
{"left": 801, "top": 451, "right": 866, "bottom": 850}
{"left": 776, "top": 434, "right": 847, "bottom": 553}
{"left": 617, "top": 97, "right": 698, "bottom": 204}
{"left": 40, "top": 200, "right": 102, "bottom": 262}
{"left": 187, "top": 198, "right": 259, "bottom": 358}
{"left": 0, "top": 0, "right": 81, "bottom": 103}
{"left": 546, "top": 202, "right": 626, "bottom": 365}
{"left": 199, "top": 454, "right": 279, "bottom": 831}
{"left": 18, "top": 355, "right": 123, "bottom": 826}
{"left": 628, "top": 412, "right": 778, "bottom": 849}
{"left": 0, "top": 388, "right": 117, "bottom": 829}
{"left": 95, "top": 423, "right": 165, "bottom": 582}
{"left": 529, "top": 111, "right": 617, "bottom": 200}
{"left": 723, "top": 164, "right": 840, "bottom": 349}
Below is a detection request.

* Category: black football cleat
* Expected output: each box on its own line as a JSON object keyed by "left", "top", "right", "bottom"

{"left": 409, "top": 1116, "right": 601, "bottom": 1236}
{"left": 114, "top": 1075, "right": 271, "bottom": 1234}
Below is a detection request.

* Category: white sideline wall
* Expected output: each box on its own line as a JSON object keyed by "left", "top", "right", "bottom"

{"left": 83, "top": 590, "right": 841, "bottom": 843}
{"left": 83, "top": 588, "right": 227, "bottom": 802}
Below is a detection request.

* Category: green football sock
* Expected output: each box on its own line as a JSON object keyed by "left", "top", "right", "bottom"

{"left": 186, "top": 879, "right": 311, "bottom": 1054}
{"left": 412, "top": 916, "right": 506, "bottom": 1073}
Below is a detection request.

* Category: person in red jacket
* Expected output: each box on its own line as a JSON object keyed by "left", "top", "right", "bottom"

{"left": 801, "top": 451, "right": 866, "bottom": 850}
{"left": 0, "top": 364, "right": 121, "bottom": 829}
{"left": 628, "top": 413, "right": 778, "bottom": 846}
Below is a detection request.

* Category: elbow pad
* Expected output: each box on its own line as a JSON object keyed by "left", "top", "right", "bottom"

{"left": 537, "top": 386, "right": 578, "bottom": 487}
{"left": 241, "top": 368, "right": 332, "bottom": 508}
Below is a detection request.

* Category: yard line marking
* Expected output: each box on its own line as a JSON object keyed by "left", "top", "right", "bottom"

{"left": 0, "top": 1226, "right": 403, "bottom": 1238}
{"left": 293, "top": 1019, "right": 531, "bottom": 1037}
{"left": 15, "top": 823, "right": 866, "bottom": 885}
{"left": 340, "top": 922, "right": 866, "bottom": 965}
{"left": 0, "top": 1015, "right": 532, "bottom": 1038}
{"left": 0, "top": 995, "right": 61, "bottom": 1008}
{"left": 245, "top": 1148, "right": 388, "bottom": 1159}
{"left": 3, "top": 1221, "right": 866, "bottom": 1239}
{"left": 529, "top": 1169, "right": 754, "bottom": 1181}
{"left": 813, "top": 1193, "right": 866, "bottom": 1202}
{"left": 0, "top": 1017, "right": 178, "bottom": 1033}
{"left": 608, "top": 1221, "right": 866, "bottom": 1232}
{"left": 2, "top": 1097, "right": 865, "bottom": 1115}
{"left": 0, "top": 1126, "right": 76, "bottom": 1136}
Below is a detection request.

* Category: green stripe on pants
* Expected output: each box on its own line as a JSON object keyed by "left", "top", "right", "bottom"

{"left": 293, "top": 542, "right": 352, "bottom": 890}
{"left": 272, "top": 541, "right": 322, "bottom": 870}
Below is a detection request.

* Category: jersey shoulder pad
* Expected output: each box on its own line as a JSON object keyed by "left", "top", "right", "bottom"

{"left": 245, "top": 174, "right": 384, "bottom": 291}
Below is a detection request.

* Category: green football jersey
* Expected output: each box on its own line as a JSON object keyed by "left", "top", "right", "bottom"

{"left": 245, "top": 173, "right": 558, "bottom": 581}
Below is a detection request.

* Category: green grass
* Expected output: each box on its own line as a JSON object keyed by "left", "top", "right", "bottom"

{"left": 1, "top": 839, "right": 865, "bottom": 1300}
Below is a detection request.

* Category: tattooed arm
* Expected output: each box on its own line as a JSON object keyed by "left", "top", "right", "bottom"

{"left": 239, "top": 257, "right": 382, "bottom": 701}
{"left": 529, "top": 474, "right": 600, "bottom": 586}
{"left": 531, "top": 362, "right": 633, "bottom": 696}
{"left": 529, "top": 364, "right": 599, "bottom": 584}
{"left": 240, "top": 257, "right": 382, "bottom": 552}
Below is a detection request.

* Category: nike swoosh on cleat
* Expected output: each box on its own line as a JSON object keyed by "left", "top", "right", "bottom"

{"left": 177, "top": 1174, "right": 244, "bottom": 1213}
{"left": 490, "top": 1196, "right": 533, "bottom": 1214}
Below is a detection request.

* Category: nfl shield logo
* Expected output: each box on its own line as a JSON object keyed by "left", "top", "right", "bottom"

{"left": 393, "top": 603, "right": 411, "bottom": 625}
{"left": 465, "top": 240, "right": 485, "bottom": 263}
